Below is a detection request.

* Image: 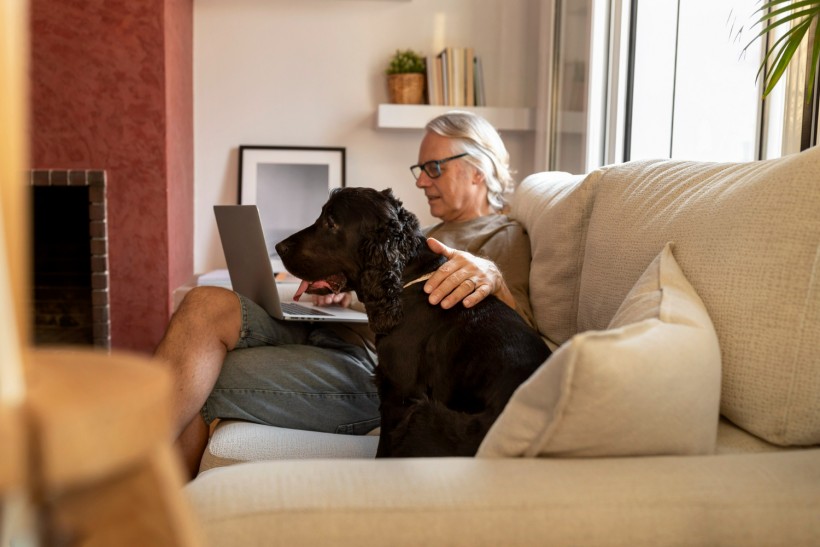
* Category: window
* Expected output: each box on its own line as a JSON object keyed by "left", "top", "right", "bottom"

{"left": 544, "top": 0, "right": 818, "bottom": 172}
{"left": 628, "top": 0, "right": 763, "bottom": 162}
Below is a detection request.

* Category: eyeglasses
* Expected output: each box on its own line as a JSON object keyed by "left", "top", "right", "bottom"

{"left": 409, "top": 153, "right": 469, "bottom": 180}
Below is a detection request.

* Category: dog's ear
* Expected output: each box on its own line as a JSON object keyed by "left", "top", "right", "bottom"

{"left": 381, "top": 189, "right": 421, "bottom": 253}
{"left": 395, "top": 203, "right": 420, "bottom": 253}
{"left": 357, "top": 191, "right": 421, "bottom": 334}
{"left": 359, "top": 223, "right": 404, "bottom": 334}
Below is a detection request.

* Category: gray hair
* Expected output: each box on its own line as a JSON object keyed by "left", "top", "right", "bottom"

{"left": 424, "top": 110, "right": 514, "bottom": 212}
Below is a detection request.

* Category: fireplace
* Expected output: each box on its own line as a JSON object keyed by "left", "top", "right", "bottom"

{"left": 31, "top": 169, "right": 110, "bottom": 348}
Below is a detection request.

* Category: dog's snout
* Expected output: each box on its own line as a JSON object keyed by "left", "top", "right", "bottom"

{"left": 275, "top": 240, "right": 290, "bottom": 257}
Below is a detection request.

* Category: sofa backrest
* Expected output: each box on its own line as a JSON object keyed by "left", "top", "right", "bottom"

{"left": 510, "top": 171, "right": 598, "bottom": 346}
{"left": 512, "top": 146, "right": 820, "bottom": 447}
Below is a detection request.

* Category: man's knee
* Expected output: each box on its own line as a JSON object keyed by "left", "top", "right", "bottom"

{"left": 179, "top": 285, "right": 236, "bottom": 314}
{"left": 175, "top": 286, "right": 242, "bottom": 342}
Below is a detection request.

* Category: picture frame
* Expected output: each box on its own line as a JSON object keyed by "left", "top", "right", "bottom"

{"left": 237, "top": 145, "right": 346, "bottom": 257}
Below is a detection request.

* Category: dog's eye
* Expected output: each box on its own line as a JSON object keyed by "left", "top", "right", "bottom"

{"left": 324, "top": 216, "right": 338, "bottom": 231}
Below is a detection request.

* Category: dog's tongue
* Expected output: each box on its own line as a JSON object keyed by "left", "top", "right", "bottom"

{"left": 292, "top": 274, "right": 346, "bottom": 301}
{"left": 293, "top": 280, "right": 330, "bottom": 301}
{"left": 293, "top": 280, "right": 311, "bottom": 301}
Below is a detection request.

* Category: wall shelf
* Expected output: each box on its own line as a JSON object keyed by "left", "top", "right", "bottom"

{"left": 377, "top": 104, "right": 535, "bottom": 132}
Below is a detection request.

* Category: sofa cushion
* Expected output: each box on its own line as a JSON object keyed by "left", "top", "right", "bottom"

{"left": 187, "top": 450, "right": 820, "bottom": 547}
{"left": 575, "top": 146, "right": 820, "bottom": 446}
{"left": 199, "top": 420, "right": 379, "bottom": 473}
{"left": 510, "top": 170, "right": 601, "bottom": 347}
{"left": 477, "top": 243, "right": 721, "bottom": 458}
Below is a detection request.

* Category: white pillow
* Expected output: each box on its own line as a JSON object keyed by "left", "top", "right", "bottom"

{"left": 477, "top": 243, "right": 721, "bottom": 458}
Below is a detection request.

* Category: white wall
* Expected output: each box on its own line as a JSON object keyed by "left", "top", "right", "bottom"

{"left": 194, "top": 0, "right": 540, "bottom": 273}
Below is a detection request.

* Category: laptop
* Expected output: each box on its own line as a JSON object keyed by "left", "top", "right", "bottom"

{"left": 214, "top": 205, "right": 369, "bottom": 323}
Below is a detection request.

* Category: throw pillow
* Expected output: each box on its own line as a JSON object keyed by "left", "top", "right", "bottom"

{"left": 477, "top": 243, "right": 721, "bottom": 458}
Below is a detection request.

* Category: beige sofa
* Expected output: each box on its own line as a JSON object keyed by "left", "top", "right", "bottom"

{"left": 185, "top": 148, "right": 820, "bottom": 546}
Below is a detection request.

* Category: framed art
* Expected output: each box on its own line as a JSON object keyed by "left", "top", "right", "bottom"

{"left": 238, "top": 145, "right": 346, "bottom": 258}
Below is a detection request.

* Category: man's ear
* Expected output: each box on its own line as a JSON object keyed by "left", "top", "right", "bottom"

{"left": 471, "top": 167, "right": 485, "bottom": 186}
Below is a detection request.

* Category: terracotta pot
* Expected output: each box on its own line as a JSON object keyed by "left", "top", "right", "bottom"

{"left": 387, "top": 73, "right": 425, "bottom": 104}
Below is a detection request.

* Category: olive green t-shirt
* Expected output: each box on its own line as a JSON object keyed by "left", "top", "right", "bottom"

{"left": 424, "top": 214, "right": 535, "bottom": 328}
{"left": 333, "top": 213, "right": 535, "bottom": 351}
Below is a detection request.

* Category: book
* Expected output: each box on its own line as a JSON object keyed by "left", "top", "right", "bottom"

{"left": 439, "top": 48, "right": 450, "bottom": 106}
{"left": 430, "top": 46, "right": 483, "bottom": 107}
{"left": 426, "top": 54, "right": 443, "bottom": 105}
{"left": 474, "top": 55, "right": 486, "bottom": 107}
{"left": 450, "top": 47, "right": 464, "bottom": 106}
{"left": 465, "top": 47, "right": 475, "bottom": 106}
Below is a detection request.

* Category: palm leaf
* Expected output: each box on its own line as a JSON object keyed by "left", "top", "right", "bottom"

{"left": 808, "top": 22, "right": 820, "bottom": 96}
{"left": 757, "top": 0, "right": 818, "bottom": 21}
{"left": 745, "top": 0, "right": 820, "bottom": 98}
{"left": 754, "top": 19, "right": 807, "bottom": 81}
{"left": 764, "top": 19, "right": 812, "bottom": 95}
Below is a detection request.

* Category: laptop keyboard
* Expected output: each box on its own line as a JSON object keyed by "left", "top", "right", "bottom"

{"left": 281, "top": 303, "right": 334, "bottom": 317}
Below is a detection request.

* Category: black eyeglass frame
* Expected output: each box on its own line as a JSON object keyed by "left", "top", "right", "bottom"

{"left": 409, "top": 153, "right": 469, "bottom": 180}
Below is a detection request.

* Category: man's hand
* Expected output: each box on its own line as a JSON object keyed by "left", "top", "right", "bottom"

{"left": 311, "top": 292, "right": 353, "bottom": 308}
{"left": 423, "top": 238, "right": 516, "bottom": 310}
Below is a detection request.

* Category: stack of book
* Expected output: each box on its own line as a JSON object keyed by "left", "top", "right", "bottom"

{"left": 426, "top": 47, "right": 486, "bottom": 107}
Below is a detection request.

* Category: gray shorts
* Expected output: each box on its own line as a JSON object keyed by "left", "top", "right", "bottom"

{"left": 201, "top": 294, "right": 380, "bottom": 435}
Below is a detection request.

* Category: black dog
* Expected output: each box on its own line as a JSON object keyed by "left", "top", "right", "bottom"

{"left": 275, "top": 187, "right": 550, "bottom": 457}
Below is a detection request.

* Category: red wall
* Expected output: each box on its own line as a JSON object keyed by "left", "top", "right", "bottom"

{"left": 30, "top": 0, "right": 193, "bottom": 353}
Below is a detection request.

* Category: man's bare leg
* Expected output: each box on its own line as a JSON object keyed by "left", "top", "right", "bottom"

{"left": 154, "top": 286, "right": 242, "bottom": 478}
{"left": 175, "top": 413, "right": 209, "bottom": 477}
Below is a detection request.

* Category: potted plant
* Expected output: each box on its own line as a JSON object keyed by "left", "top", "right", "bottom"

{"left": 386, "top": 49, "right": 426, "bottom": 104}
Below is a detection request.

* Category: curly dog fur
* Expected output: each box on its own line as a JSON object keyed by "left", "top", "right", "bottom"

{"left": 276, "top": 187, "right": 550, "bottom": 457}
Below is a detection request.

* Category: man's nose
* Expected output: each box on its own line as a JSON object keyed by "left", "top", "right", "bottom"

{"left": 415, "top": 172, "right": 432, "bottom": 188}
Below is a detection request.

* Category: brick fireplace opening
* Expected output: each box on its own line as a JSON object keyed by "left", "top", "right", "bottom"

{"left": 31, "top": 169, "right": 111, "bottom": 348}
